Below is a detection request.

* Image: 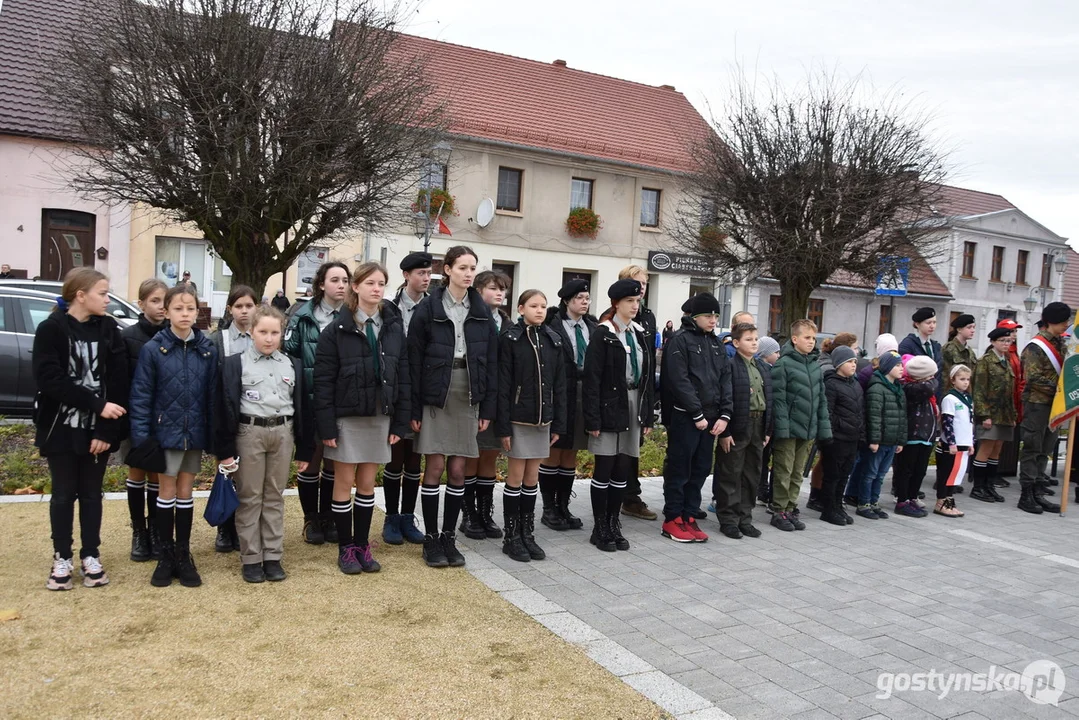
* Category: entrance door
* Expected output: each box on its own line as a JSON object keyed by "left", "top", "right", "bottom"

{"left": 181, "top": 241, "right": 210, "bottom": 301}
{"left": 40, "top": 210, "right": 95, "bottom": 280}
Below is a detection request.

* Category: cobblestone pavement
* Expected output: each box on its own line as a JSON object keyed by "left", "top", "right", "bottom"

{"left": 420, "top": 473, "right": 1079, "bottom": 719}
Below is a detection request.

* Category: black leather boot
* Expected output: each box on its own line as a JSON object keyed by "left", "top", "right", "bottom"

{"left": 541, "top": 483, "right": 569, "bottom": 531}
{"left": 558, "top": 476, "right": 584, "bottom": 529}
{"left": 501, "top": 514, "right": 530, "bottom": 562}
{"left": 520, "top": 508, "right": 546, "bottom": 560}
{"left": 969, "top": 465, "right": 996, "bottom": 503}
{"left": 607, "top": 513, "right": 630, "bottom": 551}
{"left": 1035, "top": 491, "right": 1061, "bottom": 513}
{"left": 1018, "top": 487, "right": 1044, "bottom": 514}
{"left": 459, "top": 485, "right": 486, "bottom": 540}
{"left": 150, "top": 542, "right": 176, "bottom": 587}
{"left": 589, "top": 518, "right": 617, "bottom": 552}
{"left": 476, "top": 485, "right": 503, "bottom": 539}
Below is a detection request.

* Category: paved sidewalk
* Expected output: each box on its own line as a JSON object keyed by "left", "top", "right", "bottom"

{"left": 424, "top": 476, "right": 1079, "bottom": 719}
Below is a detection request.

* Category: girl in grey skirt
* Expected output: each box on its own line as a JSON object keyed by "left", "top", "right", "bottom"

{"left": 461, "top": 269, "right": 512, "bottom": 541}
{"left": 496, "top": 290, "right": 567, "bottom": 563}
{"left": 314, "top": 263, "right": 411, "bottom": 575}
{"left": 408, "top": 246, "right": 499, "bottom": 569}
{"left": 970, "top": 328, "right": 1017, "bottom": 502}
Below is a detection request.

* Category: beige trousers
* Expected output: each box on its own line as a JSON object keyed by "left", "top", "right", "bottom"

{"left": 235, "top": 422, "right": 293, "bottom": 565}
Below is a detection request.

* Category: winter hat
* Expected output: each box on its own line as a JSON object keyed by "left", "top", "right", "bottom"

{"left": 1042, "top": 302, "right": 1072, "bottom": 325}
{"left": 878, "top": 351, "right": 901, "bottom": 376}
{"left": 757, "top": 336, "right": 781, "bottom": 358}
{"left": 682, "top": 292, "right": 721, "bottom": 317}
{"left": 831, "top": 345, "right": 857, "bottom": 369}
{"left": 904, "top": 354, "right": 938, "bottom": 380}
{"left": 874, "top": 333, "right": 899, "bottom": 357}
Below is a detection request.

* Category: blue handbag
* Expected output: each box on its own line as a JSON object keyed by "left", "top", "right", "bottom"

{"left": 204, "top": 469, "right": 240, "bottom": 527}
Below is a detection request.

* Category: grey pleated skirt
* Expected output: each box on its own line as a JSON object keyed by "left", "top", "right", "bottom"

{"left": 416, "top": 367, "right": 480, "bottom": 458}
{"left": 587, "top": 388, "right": 641, "bottom": 458}
{"left": 507, "top": 424, "right": 551, "bottom": 459}
{"left": 477, "top": 423, "right": 503, "bottom": 452}
{"left": 324, "top": 415, "right": 392, "bottom": 464}
{"left": 976, "top": 423, "right": 1014, "bottom": 441}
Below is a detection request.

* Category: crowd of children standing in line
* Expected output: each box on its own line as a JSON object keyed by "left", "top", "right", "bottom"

{"left": 33, "top": 250, "right": 1074, "bottom": 591}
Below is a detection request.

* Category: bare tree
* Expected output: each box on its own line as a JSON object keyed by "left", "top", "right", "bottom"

{"left": 673, "top": 72, "right": 950, "bottom": 335}
{"left": 48, "top": 0, "right": 443, "bottom": 296}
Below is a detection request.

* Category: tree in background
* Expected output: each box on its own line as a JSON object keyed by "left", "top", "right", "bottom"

{"left": 49, "top": 0, "right": 443, "bottom": 297}
{"left": 673, "top": 71, "right": 950, "bottom": 336}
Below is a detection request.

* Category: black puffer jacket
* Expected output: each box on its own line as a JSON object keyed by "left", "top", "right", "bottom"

{"left": 582, "top": 318, "right": 655, "bottom": 433}
{"left": 407, "top": 285, "right": 498, "bottom": 422}
{"left": 661, "top": 316, "right": 733, "bottom": 424}
{"left": 120, "top": 314, "right": 165, "bottom": 378}
{"left": 724, "top": 352, "right": 774, "bottom": 441}
{"left": 214, "top": 353, "right": 315, "bottom": 463}
{"left": 545, "top": 306, "right": 598, "bottom": 443}
{"left": 824, "top": 370, "right": 865, "bottom": 443}
{"left": 496, "top": 320, "right": 567, "bottom": 438}
{"left": 314, "top": 302, "right": 411, "bottom": 439}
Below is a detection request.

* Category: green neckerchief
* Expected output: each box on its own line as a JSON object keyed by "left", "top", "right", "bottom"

{"left": 874, "top": 369, "right": 902, "bottom": 396}
{"left": 946, "top": 388, "right": 971, "bottom": 408}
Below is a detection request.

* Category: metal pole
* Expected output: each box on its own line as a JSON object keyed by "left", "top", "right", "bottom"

{"left": 423, "top": 182, "right": 432, "bottom": 253}
{"left": 888, "top": 295, "right": 895, "bottom": 334}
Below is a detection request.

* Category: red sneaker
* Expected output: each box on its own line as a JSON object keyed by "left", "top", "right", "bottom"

{"left": 685, "top": 518, "right": 709, "bottom": 543}
{"left": 661, "top": 518, "right": 695, "bottom": 543}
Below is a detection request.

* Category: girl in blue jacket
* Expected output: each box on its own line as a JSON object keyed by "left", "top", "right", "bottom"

{"left": 130, "top": 285, "right": 217, "bottom": 588}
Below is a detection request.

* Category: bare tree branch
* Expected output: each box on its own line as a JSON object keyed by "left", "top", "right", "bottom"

{"left": 672, "top": 70, "right": 951, "bottom": 335}
{"left": 46, "top": 0, "right": 445, "bottom": 295}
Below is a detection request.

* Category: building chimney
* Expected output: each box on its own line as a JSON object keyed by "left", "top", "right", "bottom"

{"left": 552, "top": 59, "right": 567, "bottom": 67}
{"left": 660, "top": 84, "right": 676, "bottom": 91}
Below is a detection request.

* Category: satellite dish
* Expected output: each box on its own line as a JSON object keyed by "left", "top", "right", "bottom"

{"left": 476, "top": 198, "right": 495, "bottom": 228}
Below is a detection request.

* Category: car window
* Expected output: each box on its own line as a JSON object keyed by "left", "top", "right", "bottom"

{"left": 0, "top": 301, "right": 6, "bottom": 332}
{"left": 107, "top": 296, "right": 132, "bottom": 318}
{"left": 18, "top": 297, "right": 56, "bottom": 333}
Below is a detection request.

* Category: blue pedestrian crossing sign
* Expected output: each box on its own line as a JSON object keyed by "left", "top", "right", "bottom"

{"left": 876, "top": 256, "right": 910, "bottom": 297}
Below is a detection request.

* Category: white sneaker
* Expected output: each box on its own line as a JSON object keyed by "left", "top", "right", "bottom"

{"left": 46, "top": 553, "right": 74, "bottom": 591}
{"left": 912, "top": 498, "right": 926, "bottom": 509}
{"left": 80, "top": 555, "right": 109, "bottom": 588}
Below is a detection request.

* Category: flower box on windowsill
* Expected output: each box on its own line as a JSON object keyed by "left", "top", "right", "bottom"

{"left": 566, "top": 207, "right": 602, "bottom": 239}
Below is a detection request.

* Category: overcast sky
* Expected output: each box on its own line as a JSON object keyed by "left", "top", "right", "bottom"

{"left": 409, "top": 0, "right": 1078, "bottom": 245}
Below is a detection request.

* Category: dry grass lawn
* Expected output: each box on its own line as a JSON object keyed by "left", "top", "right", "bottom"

{"left": 0, "top": 498, "right": 663, "bottom": 719}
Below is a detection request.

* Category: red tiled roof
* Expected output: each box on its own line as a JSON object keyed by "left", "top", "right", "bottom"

{"left": 0, "top": 0, "right": 87, "bottom": 141}
{"left": 933, "top": 183, "right": 1016, "bottom": 218}
{"left": 390, "top": 33, "right": 713, "bottom": 174}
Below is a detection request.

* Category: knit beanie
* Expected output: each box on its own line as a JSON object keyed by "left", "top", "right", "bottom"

{"left": 875, "top": 333, "right": 899, "bottom": 357}
{"left": 757, "top": 336, "right": 781, "bottom": 358}
{"left": 830, "top": 345, "right": 857, "bottom": 369}
{"left": 904, "top": 355, "right": 938, "bottom": 380}
{"left": 878, "top": 351, "right": 901, "bottom": 376}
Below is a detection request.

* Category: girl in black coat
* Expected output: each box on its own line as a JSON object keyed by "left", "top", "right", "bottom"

{"left": 496, "top": 290, "right": 567, "bottom": 562}
{"left": 119, "top": 277, "right": 167, "bottom": 563}
{"left": 315, "top": 263, "right": 410, "bottom": 575}
{"left": 461, "top": 269, "right": 511, "bottom": 541}
{"left": 34, "top": 268, "right": 129, "bottom": 591}
{"left": 540, "top": 279, "right": 597, "bottom": 531}
{"left": 582, "top": 279, "right": 655, "bottom": 553}
{"left": 407, "top": 246, "right": 498, "bottom": 569}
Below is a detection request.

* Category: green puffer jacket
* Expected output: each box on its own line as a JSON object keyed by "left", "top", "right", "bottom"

{"left": 973, "top": 349, "right": 1017, "bottom": 426}
{"left": 284, "top": 300, "right": 325, "bottom": 403}
{"left": 771, "top": 343, "right": 832, "bottom": 441}
{"left": 866, "top": 370, "right": 907, "bottom": 446}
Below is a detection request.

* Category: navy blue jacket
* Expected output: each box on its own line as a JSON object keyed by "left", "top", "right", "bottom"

{"left": 130, "top": 327, "right": 217, "bottom": 451}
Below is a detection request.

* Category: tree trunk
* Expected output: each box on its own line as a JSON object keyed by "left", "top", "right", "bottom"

{"left": 777, "top": 279, "right": 814, "bottom": 343}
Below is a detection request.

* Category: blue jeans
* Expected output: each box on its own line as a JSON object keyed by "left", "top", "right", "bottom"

{"left": 859, "top": 445, "right": 896, "bottom": 506}
{"left": 844, "top": 447, "right": 867, "bottom": 498}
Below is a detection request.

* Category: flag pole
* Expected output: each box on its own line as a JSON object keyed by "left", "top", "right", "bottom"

{"left": 1062, "top": 419, "right": 1075, "bottom": 516}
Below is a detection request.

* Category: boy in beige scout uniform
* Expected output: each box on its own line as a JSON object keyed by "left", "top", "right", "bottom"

{"left": 216, "top": 306, "right": 313, "bottom": 583}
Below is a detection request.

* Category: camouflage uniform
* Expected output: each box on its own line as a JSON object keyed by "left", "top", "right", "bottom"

{"left": 942, "top": 339, "right": 978, "bottom": 393}
{"left": 1019, "top": 331, "right": 1066, "bottom": 490}
{"left": 972, "top": 349, "right": 1016, "bottom": 427}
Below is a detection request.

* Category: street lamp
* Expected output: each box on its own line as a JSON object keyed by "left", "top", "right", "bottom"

{"left": 1024, "top": 292, "right": 1039, "bottom": 313}
{"left": 411, "top": 141, "right": 453, "bottom": 253}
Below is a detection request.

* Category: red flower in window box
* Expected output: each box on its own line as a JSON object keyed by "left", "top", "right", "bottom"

{"left": 698, "top": 225, "right": 728, "bottom": 253}
{"left": 566, "top": 207, "right": 602, "bottom": 239}
{"left": 414, "top": 188, "right": 457, "bottom": 217}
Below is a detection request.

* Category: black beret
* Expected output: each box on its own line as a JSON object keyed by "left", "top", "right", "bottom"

{"left": 1042, "top": 302, "right": 1072, "bottom": 325}
{"left": 682, "top": 292, "right": 721, "bottom": 317}
{"left": 912, "top": 307, "right": 936, "bottom": 323}
{"left": 988, "top": 327, "right": 1011, "bottom": 341}
{"left": 608, "top": 279, "right": 642, "bottom": 302}
{"left": 558, "top": 278, "right": 589, "bottom": 301}
{"left": 950, "top": 313, "right": 975, "bottom": 329}
{"left": 400, "top": 252, "right": 433, "bottom": 272}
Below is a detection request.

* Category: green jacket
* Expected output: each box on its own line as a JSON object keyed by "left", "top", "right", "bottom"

{"left": 866, "top": 370, "right": 907, "bottom": 446}
{"left": 1021, "top": 330, "right": 1066, "bottom": 405}
{"left": 973, "top": 348, "right": 1016, "bottom": 426}
{"left": 941, "top": 339, "right": 978, "bottom": 392}
{"left": 284, "top": 300, "right": 324, "bottom": 402}
{"left": 771, "top": 343, "right": 832, "bottom": 441}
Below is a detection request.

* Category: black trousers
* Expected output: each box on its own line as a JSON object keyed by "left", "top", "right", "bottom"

{"left": 821, "top": 440, "right": 859, "bottom": 508}
{"left": 892, "top": 443, "right": 933, "bottom": 502}
{"left": 934, "top": 446, "right": 970, "bottom": 499}
{"left": 662, "top": 411, "right": 715, "bottom": 522}
{"left": 47, "top": 453, "right": 108, "bottom": 559}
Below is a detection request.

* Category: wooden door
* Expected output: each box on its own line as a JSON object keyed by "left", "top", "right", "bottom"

{"left": 40, "top": 210, "right": 95, "bottom": 280}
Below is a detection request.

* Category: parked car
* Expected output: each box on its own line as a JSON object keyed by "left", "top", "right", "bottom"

{"left": 0, "top": 279, "right": 139, "bottom": 327}
{"left": 0, "top": 286, "right": 144, "bottom": 416}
